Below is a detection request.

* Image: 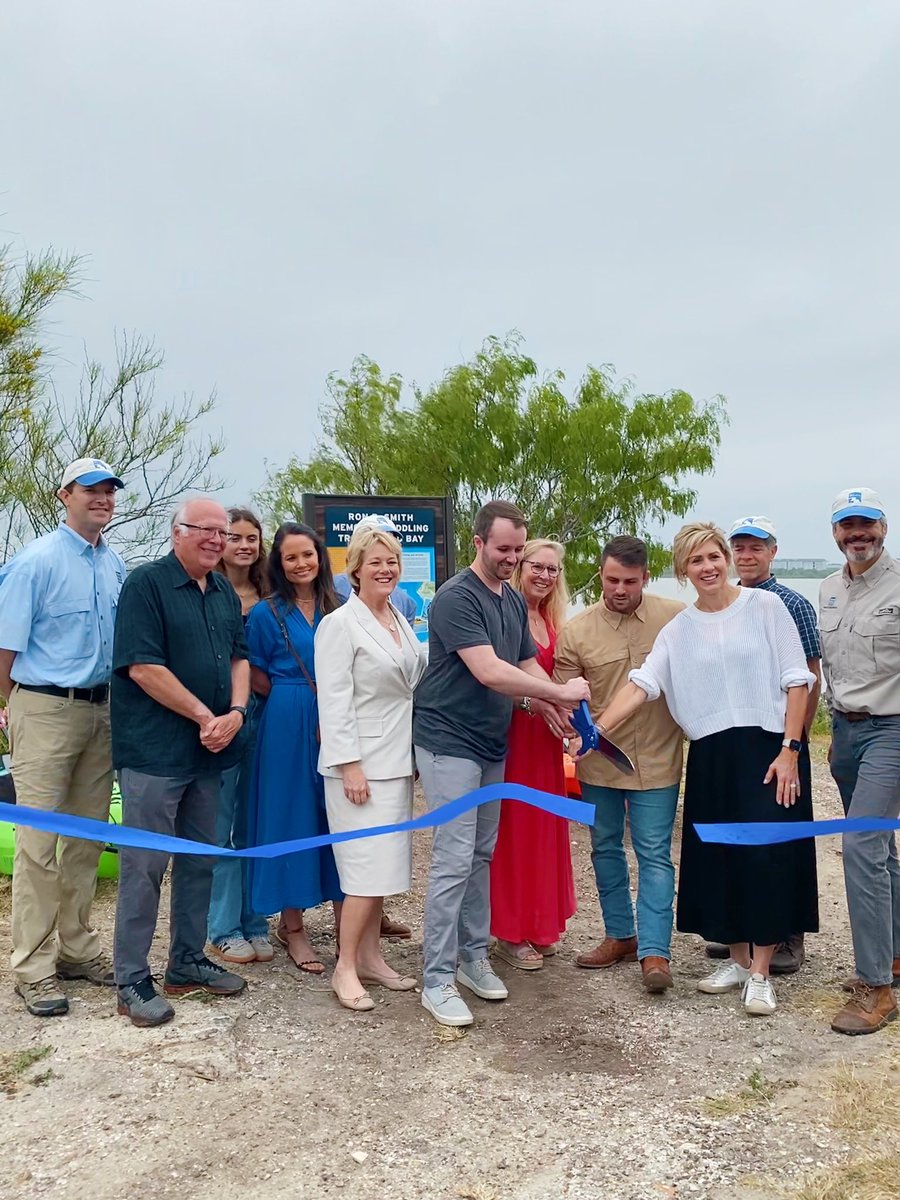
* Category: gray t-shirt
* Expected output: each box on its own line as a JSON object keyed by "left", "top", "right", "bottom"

{"left": 413, "top": 568, "right": 536, "bottom": 763}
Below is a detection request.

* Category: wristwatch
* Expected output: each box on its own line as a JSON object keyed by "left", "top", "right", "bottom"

{"left": 782, "top": 738, "right": 802, "bottom": 753}
{"left": 229, "top": 705, "right": 248, "bottom": 722}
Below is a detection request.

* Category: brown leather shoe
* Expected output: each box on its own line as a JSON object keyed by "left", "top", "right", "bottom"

{"left": 831, "top": 982, "right": 898, "bottom": 1035}
{"left": 575, "top": 936, "right": 638, "bottom": 969}
{"left": 380, "top": 914, "right": 412, "bottom": 940}
{"left": 841, "top": 956, "right": 900, "bottom": 993}
{"left": 640, "top": 956, "right": 673, "bottom": 993}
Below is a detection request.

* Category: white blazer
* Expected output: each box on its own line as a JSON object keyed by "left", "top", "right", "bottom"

{"left": 315, "top": 592, "right": 426, "bottom": 780}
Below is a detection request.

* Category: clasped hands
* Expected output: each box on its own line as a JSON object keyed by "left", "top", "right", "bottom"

{"left": 198, "top": 709, "right": 243, "bottom": 753}
{"left": 531, "top": 676, "right": 591, "bottom": 740}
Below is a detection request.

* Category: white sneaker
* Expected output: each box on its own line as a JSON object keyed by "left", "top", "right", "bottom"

{"left": 422, "top": 983, "right": 473, "bottom": 1027}
{"left": 457, "top": 958, "right": 509, "bottom": 1001}
{"left": 742, "top": 973, "right": 777, "bottom": 1016}
{"left": 209, "top": 935, "right": 256, "bottom": 965}
{"left": 697, "top": 959, "right": 751, "bottom": 994}
{"left": 249, "top": 936, "right": 274, "bottom": 963}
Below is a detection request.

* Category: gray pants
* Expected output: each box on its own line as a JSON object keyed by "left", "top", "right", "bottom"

{"left": 416, "top": 747, "right": 505, "bottom": 989}
{"left": 830, "top": 715, "right": 900, "bottom": 986}
{"left": 114, "top": 769, "right": 221, "bottom": 986}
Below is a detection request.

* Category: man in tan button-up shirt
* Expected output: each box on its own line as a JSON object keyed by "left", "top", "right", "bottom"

{"left": 554, "top": 536, "right": 684, "bottom": 993}
{"left": 820, "top": 487, "right": 900, "bottom": 1036}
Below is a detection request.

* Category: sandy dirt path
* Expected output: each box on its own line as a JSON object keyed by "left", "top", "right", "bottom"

{"left": 0, "top": 751, "right": 897, "bottom": 1200}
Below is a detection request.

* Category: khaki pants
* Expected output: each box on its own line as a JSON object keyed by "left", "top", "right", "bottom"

{"left": 8, "top": 686, "right": 113, "bottom": 985}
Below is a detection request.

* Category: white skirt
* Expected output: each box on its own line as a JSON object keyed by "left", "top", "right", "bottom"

{"left": 323, "top": 775, "right": 414, "bottom": 897}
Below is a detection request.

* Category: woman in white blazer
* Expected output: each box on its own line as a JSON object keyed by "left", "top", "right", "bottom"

{"left": 315, "top": 525, "right": 425, "bottom": 1012}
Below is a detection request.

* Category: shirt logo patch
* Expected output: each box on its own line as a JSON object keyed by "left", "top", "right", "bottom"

{"left": 875, "top": 606, "right": 899, "bottom": 616}
{"left": 824, "top": 596, "right": 838, "bottom": 608}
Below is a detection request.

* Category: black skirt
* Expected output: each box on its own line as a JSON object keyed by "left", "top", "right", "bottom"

{"left": 676, "top": 726, "right": 819, "bottom": 945}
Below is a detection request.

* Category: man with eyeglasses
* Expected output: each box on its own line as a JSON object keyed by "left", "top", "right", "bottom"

{"left": 0, "top": 457, "right": 127, "bottom": 1016}
{"left": 554, "top": 536, "right": 685, "bottom": 994}
{"left": 110, "top": 497, "right": 251, "bottom": 1026}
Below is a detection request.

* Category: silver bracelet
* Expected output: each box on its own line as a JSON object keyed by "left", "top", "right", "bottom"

{"left": 520, "top": 696, "right": 533, "bottom": 716}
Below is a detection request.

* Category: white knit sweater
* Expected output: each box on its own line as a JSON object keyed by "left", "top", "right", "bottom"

{"left": 628, "top": 587, "right": 815, "bottom": 741}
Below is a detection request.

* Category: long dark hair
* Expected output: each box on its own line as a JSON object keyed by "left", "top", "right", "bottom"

{"left": 216, "top": 507, "right": 269, "bottom": 599}
{"left": 267, "top": 522, "right": 340, "bottom": 615}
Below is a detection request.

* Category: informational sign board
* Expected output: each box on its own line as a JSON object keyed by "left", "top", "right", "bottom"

{"left": 302, "top": 494, "right": 455, "bottom": 642}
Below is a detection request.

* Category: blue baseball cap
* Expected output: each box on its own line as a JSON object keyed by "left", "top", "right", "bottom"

{"left": 728, "top": 516, "right": 777, "bottom": 541}
{"left": 831, "top": 488, "right": 885, "bottom": 524}
{"left": 61, "top": 457, "right": 125, "bottom": 489}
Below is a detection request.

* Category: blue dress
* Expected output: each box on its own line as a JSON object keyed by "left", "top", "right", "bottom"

{"left": 245, "top": 600, "right": 343, "bottom": 912}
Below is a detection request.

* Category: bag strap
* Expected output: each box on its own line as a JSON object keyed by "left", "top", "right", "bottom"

{"left": 267, "top": 598, "right": 317, "bottom": 695}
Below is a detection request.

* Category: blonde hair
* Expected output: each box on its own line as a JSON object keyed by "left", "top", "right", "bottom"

{"left": 345, "top": 526, "right": 403, "bottom": 592}
{"left": 671, "top": 521, "right": 732, "bottom": 584}
{"left": 511, "top": 538, "right": 570, "bottom": 632}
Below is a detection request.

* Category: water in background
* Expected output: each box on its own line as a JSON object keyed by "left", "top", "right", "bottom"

{"left": 648, "top": 576, "right": 824, "bottom": 606}
{"left": 571, "top": 576, "right": 826, "bottom": 614}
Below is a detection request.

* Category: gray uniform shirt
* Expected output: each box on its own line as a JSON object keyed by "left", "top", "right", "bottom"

{"left": 818, "top": 549, "right": 900, "bottom": 715}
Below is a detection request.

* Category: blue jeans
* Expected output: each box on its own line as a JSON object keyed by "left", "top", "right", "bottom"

{"left": 208, "top": 704, "right": 268, "bottom": 943}
{"left": 582, "top": 783, "right": 679, "bottom": 961}
{"left": 830, "top": 714, "right": 900, "bottom": 986}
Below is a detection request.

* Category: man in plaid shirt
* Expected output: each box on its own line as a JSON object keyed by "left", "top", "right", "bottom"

{"left": 704, "top": 515, "right": 822, "bottom": 973}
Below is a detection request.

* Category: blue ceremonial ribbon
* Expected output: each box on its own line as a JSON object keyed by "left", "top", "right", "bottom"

{"left": 0, "top": 785, "right": 595, "bottom": 860}
{"left": 696, "top": 817, "right": 900, "bottom": 845}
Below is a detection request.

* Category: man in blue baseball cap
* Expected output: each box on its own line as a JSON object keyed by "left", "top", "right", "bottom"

{"left": 0, "top": 456, "right": 126, "bottom": 1015}
{"left": 820, "top": 486, "right": 900, "bottom": 1034}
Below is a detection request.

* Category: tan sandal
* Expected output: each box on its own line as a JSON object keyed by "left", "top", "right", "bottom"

{"left": 491, "top": 940, "right": 544, "bottom": 971}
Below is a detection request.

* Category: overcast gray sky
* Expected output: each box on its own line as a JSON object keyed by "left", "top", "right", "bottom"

{"left": 4, "top": 1, "right": 899, "bottom": 559}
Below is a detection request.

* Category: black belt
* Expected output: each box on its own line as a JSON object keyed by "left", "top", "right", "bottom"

{"left": 17, "top": 683, "right": 109, "bottom": 704}
{"left": 833, "top": 709, "right": 900, "bottom": 723}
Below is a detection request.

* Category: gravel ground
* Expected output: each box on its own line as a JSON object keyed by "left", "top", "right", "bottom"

{"left": 0, "top": 749, "right": 897, "bottom": 1200}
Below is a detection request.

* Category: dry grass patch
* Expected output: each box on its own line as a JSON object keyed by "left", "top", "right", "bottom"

{"left": 786, "top": 986, "right": 845, "bottom": 1020}
{"left": 791, "top": 1154, "right": 900, "bottom": 1200}
{"left": 0, "top": 1044, "right": 53, "bottom": 1095}
{"left": 703, "top": 1068, "right": 796, "bottom": 1118}
{"left": 828, "top": 1060, "right": 900, "bottom": 1132}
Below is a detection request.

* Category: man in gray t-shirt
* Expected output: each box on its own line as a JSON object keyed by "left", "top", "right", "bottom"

{"left": 415, "top": 501, "right": 590, "bottom": 1028}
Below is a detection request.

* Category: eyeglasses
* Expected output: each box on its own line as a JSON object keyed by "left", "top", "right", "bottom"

{"left": 524, "top": 561, "right": 560, "bottom": 577}
{"left": 177, "top": 523, "right": 229, "bottom": 541}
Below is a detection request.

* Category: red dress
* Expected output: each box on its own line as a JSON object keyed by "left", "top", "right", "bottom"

{"left": 489, "top": 623, "right": 577, "bottom": 945}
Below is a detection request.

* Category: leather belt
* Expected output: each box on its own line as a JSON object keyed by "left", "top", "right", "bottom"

{"left": 17, "top": 683, "right": 109, "bottom": 704}
{"left": 833, "top": 709, "right": 900, "bottom": 723}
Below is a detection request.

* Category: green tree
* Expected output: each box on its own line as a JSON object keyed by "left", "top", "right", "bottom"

{"left": 0, "top": 245, "right": 225, "bottom": 562}
{"left": 259, "top": 334, "right": 727, "bottom": 596}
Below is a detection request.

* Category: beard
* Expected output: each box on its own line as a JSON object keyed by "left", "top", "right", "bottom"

{"left": 843, "top": 538, "right": 884, "bottom": 564}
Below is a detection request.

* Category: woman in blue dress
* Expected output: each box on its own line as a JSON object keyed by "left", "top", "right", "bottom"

{"left": 246, "top": 522, "right": 343, "bottom": 973}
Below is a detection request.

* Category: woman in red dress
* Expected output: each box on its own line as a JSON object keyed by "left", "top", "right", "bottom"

{"left": 490, "top": 538, "right": 577, "bottom": 969}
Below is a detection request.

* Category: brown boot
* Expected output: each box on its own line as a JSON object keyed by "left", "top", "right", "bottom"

{"left": 380, "top": 914, "right": 412, "bottom": 940}
{"left": 575, "top": 936, "right": 638, "bottom": 969}
{"left": 640, "top": 956, "right": 673, "bottom": 993}
{"left": 831, "top": 983, "right": 898, "bottom": 1035}
{"left": 841, "top": 956, "right": 900, "bottom": 993}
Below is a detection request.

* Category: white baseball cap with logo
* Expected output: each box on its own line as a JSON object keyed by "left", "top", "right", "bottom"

{"left": 728, "top": 515, "right": 778, "bottom": 541}
{"left": 831, "top": 487, "right": 886, "bottom": 524}
{"left": 353, "top": 513, "right": 400, "bottom": 535}
{"left": 60, "top": 457, "right": 125, "bottom": 490}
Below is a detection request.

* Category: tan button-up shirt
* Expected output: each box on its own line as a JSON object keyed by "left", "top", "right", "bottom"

{"left": 818, "top": 549, "right": 900, "bottom": 715}
{"left": 554, "top": 591, "right": 685, "bottom": 790}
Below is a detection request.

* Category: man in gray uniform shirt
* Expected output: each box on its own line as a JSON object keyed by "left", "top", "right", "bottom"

{"left": 820, "top": 488, "right": 900, "bottom": 1035}
{"left": 413, "top": 500, "right": 589, "bottom": 1028}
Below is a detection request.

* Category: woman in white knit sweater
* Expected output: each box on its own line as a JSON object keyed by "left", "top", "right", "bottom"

{"left": 597, "top": 522, "right": 818, "bottom": 1018}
